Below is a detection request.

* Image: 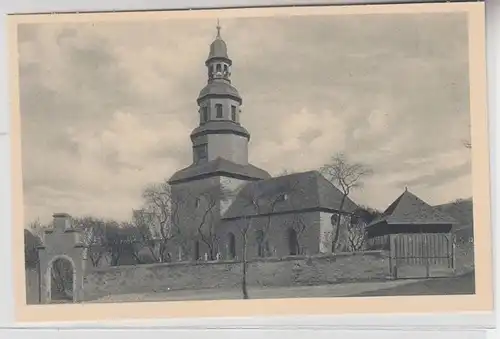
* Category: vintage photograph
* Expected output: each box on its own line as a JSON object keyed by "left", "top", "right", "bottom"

{"left": 11, "top": 3, "right": 488, "bottom": 312}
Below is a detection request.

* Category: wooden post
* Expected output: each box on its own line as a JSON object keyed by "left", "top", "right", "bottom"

{"left": 389, "top": 234, "right": 397, "bottom": 279}
{"left": 388, "top": 238, "right": 393, "bottom": 278}
{"left": 451, "top": 234, "right": 456, "bottom": 272}
{"left": 420, "top": 233, "right": 425, "bottom": 267}
{"left": 446, "top": 234, "right": 451, "bottom": 268}
{"left": 425, "top": 235, "right": 430, "bottom": 278}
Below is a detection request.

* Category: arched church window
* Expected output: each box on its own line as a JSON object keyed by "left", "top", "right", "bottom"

{"left": 255, "top": 230, "right": 265, "bottom": 257}
{"left": 216, "top": 64, "right": 222, "bottom": 73}
{"left": 287, "top": 227, "right": 299, "bottom": 256}
{"left": 227, "top": 232, "right": 236, "bottom": 259}
{"left": 231, "top": 105, "right": 236, "bottom": 121}
{"left": 223, "top": 64, "right": 228, "bottom": 74}
{"left": 215, "top": 104, "right": 223, "bottom": 118}
{"left": 193, "top": 240, "right": 200, "bottom": 261}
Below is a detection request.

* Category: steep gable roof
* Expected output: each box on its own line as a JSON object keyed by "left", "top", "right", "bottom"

{"left": 367, "top": 189, "right": 458, "bottom": 227}
{"left": 168, "top": 157, "right": 271, "bottom": 184}
{"left": 222, "top": 170, "right": 358, "bottom": 219}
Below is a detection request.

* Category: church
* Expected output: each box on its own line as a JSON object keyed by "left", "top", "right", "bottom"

{"left": 165, "top": 23, "right": 358, "bottom": 261}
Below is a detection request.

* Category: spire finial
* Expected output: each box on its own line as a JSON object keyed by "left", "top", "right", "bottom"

{"left": 216, "top": 19, "right": 221, "bottom": 38}
{"left": 405, "top": 186, "right": 408, "bottom": 192}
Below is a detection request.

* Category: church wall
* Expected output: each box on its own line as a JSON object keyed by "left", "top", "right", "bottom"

{"left": 82, "top": 251, "right": 389, "bottom": 301}
{"left": 218, "top": 211, "right": 321, "bottom": 260}
{"left": 206, "top": 133, "right": 248, "bottom": 165}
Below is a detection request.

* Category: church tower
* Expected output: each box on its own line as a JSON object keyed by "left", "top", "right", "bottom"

{"left": 191, "top": 21, "right": 249, "bottom": 165}
{"left": 166, "top": 22, "right": 270, "bottom": 261}
{"left": 169, "top": 21, "right": 270, "bottom": 186}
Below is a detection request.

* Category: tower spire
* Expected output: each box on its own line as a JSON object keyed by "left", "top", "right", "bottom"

{"left": 216, "top": 19, "right": 221, "bottom": 39}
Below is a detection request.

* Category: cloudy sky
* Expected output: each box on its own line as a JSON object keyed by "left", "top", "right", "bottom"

{"left": 17, "top": 11, "right": 472, "bottom": 225}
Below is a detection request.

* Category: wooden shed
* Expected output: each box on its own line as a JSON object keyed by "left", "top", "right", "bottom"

{"left": 366, "top": 188, "right": 458, "bottom": 279}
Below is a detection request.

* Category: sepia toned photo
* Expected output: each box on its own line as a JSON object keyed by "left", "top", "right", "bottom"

{"left": 9, "top": 2, "right": 493, "bottom": 322}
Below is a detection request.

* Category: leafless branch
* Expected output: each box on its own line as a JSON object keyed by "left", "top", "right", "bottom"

{"left": 320, "top": 152, "right": 372, "bottom": 252}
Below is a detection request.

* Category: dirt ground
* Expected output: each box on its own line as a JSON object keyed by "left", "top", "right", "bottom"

{"left": 352, "top": 271, "right": 475, "bottom": 297}
{"left": 88, "top": 269, "right": 475, "bottom": 304}
{"left": 87, "top": 279, "right": 422, "bottom": 303}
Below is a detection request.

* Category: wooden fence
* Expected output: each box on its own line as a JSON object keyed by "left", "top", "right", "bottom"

{"left": 388, "top": 233, "right": 455, "bottom": 279}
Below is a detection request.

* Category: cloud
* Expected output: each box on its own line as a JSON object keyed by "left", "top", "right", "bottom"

{"left": 17, "top": 12, "right": 472, "bottom": 224}
{"left": 249, "top": 108, "right": 347, "bottom": 174}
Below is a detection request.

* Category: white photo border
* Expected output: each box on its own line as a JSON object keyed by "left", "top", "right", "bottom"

{"left": 0, "top": 0, "right": 497, "bottom": 333}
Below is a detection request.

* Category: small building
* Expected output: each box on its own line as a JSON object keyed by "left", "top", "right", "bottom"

{"left": 366, "top": 188, "right": 458, "bottom": 278}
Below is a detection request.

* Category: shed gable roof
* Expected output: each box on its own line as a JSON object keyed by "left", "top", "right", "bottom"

{"left": 368, "top": 189, "right": 458, "bottom": 227}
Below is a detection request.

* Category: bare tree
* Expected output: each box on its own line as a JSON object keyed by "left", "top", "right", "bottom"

{"left": 72, "top": 216, "right": 141, "bottom": 267}
{"left": 183, "top": 183, "right": 232, "bottom": 260}
{"left": 320, "top": 152, "right": 373, "bottom": 252}
{"left": 120, "top": 221, "right": 151, "bottom": 264}
{"left": 140, "top": 181, "right": 191, "bottom": 262}
{"left": 91, "top": 220, "right": 139, "bottom": 266}
{"left": 132, "top": 210, "right": 161, "bottom": 262}
{"left": 27, "top": 218, "right": 49, "bottom": 240}
{"left": 240, "top": 218, "right": 251, "bottom": 299}
{"left": 344, "top": 206, "right": 381, "bottom": 252}
{"left": 196, "top": 189, "right": 219, "bottom": 260}
{"left": 141, "top": 181, "right": 174, "bottom": 262}
{"left": 345, "top": 215, "right": 367, "bottom": 252}
{"left": 72, "top": 216, "right": 110, "bottom": 267}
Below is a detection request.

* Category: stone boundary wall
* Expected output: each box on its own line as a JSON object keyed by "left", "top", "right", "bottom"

{"left": 25, "top": 267, "right": 40, "bottom": 305}
{"left": 83, "top": 251, "right": 389, "bottom": 301}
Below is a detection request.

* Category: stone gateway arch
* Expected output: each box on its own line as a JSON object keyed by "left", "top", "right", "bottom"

{"left": 36, "top": 213, "right": 86, "bottom": 303}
